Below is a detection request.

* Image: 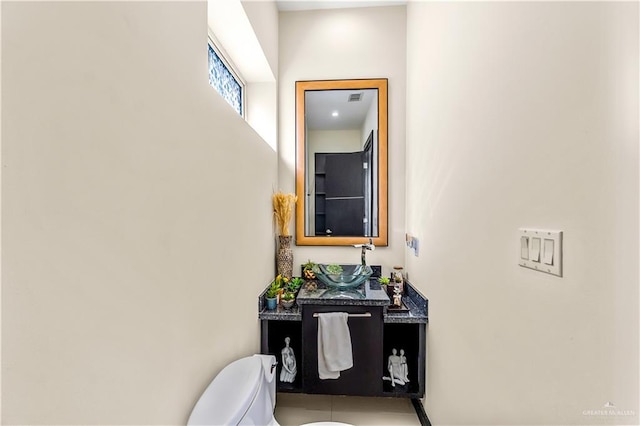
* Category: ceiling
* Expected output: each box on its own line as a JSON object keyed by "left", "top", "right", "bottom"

{"left": 305, "top": 88, "right": 376, "bottom": 130}
{"left": 276, "top": 1, "right": 407, "bottom": 12}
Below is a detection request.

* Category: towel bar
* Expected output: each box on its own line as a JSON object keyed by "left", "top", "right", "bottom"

{"left": 313, "top": 312, "right": 371, "bottom": 318}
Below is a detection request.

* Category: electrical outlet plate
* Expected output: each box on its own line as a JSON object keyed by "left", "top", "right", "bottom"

{"left": 518, "top": 228, "right": 562, "bottom": 277}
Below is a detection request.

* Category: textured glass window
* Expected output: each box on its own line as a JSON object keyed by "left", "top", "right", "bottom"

{"left": 208, "top": 44, "right": 243, "bottom": 116}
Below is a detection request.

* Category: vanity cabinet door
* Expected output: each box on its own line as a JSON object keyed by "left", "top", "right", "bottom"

{"left": 302, "top": 305, "right": 383, "bottom": 396}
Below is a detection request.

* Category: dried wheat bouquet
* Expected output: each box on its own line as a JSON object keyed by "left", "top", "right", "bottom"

{"left": 272, "top": 192, "right": 297, "bottom": 236}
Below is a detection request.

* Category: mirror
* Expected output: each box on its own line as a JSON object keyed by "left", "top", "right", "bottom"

{"left": 295, "top": 79, "right": 388, "bottom": 246}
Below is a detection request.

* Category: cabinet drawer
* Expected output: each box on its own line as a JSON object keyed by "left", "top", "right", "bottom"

{"left": 302, "top": 305, "right": 383, "bottom": 396}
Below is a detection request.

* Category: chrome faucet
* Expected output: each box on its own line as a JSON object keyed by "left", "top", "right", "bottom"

{"left": 354, "top": 238, "right": 375, "bottom": 266}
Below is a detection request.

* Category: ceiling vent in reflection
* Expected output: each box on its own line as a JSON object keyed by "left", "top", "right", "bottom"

{"left": 348, "top": 92, "right": 363, "bottom": 102}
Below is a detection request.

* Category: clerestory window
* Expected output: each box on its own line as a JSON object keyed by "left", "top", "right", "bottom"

{"left": 207, "top": 39, "right": 244, "bottom": 117}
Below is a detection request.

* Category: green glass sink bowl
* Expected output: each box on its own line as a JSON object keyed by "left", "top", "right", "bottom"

{"left": 312, "top": 264, "right": 373, "bottom": 289}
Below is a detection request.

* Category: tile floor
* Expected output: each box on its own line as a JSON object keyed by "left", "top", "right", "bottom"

{"left": 274, "top": 393, "right": 422, "bottom": 426}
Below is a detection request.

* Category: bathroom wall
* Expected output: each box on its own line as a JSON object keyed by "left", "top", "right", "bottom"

{"left": 405, "top": 2, "right": 639, "bottom": 424}
{"left": 208, "top": 0, "right": 279, "bottom": 151}
{"left": 241, "top": 0, "right": 279, "bottom": 77}
{"left": 279, "top": 6, "right": 407, "bottom": 272}
{"left": 1, "top": 2, "right": 277, "bottom": 424}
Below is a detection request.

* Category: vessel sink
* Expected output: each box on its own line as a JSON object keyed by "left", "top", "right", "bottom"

{"left": 312, "top": 264, "right": 373, "bottom": 289}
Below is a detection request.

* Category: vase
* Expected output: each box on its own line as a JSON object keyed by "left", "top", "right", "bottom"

{"left": 266, "top": 297, "right": 278, "bottom": 310}
{"left": 392, "top": 266, "right": 405, "bottom": 294}
{"left": 277, "top": 235, "right": 293, "bottom": 280}
{"left": 281, "top": 299, "right": 295, "bottom": 309}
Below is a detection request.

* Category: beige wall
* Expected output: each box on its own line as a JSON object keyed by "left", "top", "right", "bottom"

{"left": 279, "top": 6, "right": 407, "bottom": 273}
{"left": 1, "top": 2, "right": 277, "bottom": 424}
{"left": 241, "top": 0, "right": 279, "bottom": 78}
{"left": 405, "top": 2, "right": 639, "bottom": 424}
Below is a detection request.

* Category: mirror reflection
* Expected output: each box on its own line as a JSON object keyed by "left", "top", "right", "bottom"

{"left": 295, "top": 79, "right": 388, "bottom": 246}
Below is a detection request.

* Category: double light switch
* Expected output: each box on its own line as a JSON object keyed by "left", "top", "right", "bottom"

{"left": 519, "top": 229, "right": 562, "bottom": 277}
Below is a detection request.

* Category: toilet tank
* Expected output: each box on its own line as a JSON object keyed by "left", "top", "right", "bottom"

{"left": 187, "top": 355, "right": 277, "bottom": 426}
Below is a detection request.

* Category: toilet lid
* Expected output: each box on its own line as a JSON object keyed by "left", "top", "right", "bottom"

{"left": 188, "top": 357, "right": 262, "bottom": 425}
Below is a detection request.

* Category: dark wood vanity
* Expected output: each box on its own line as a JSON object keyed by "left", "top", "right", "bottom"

{"left": 258, "top": 277, "right": 428, "bottom": 400}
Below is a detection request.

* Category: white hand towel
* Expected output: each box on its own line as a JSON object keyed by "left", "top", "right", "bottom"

{"left": 317, "top": 312, "right": 353, "bottom": 380}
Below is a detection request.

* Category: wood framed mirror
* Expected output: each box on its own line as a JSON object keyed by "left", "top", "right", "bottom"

{"left": 295, "top": 79, "right": 388, "bottom": 246}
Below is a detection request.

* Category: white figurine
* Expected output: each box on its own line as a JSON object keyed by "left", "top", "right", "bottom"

{"left": 382, "top": 348, "right": 405, "bottom": 387}
{"left": 393, "top": 285, "right": 402, "bottom": 307}
{"left": 399, "top": 349, "right": 410, "bottom": 383}
{"left": 280, "top": 337, "right": 297, "bottom": 383}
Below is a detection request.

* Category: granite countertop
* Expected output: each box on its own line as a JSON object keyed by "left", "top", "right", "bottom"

{"left": 296, "top": 280, "right": 390, "bottom": 306}
{"left": 258, "top": 280, "right": 428, "bottom": 324}
{"left": 384, "top": 283, "right": 429, "bottom": 324}
{"left": 259, "top": 304, "right": 301, "bottom": 321}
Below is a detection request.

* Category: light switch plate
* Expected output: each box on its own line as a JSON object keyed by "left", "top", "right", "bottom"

{"left": 518, "top": 228, "right": 562, "bottom": 277}
{"left": 405, "top": 234, "right": 419, "bottom": 257}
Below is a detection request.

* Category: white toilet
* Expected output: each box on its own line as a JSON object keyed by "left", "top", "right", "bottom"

{"left": 187, "top": 354, "right": 352, "bottom": 426}
{"left": 188, "top": 355, "right": 279, "bottom": 425}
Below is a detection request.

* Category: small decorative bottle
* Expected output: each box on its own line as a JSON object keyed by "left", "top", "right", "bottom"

{"left": 392, "top": 266, "right": 404, "bottom": 293}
